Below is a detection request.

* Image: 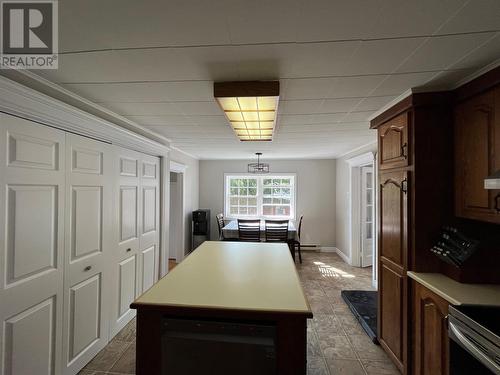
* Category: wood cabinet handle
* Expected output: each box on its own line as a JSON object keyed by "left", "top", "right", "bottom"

{"left": 495, "top": 193, "right": 500, "bottom": 213}
{"left": 401, "top": 143, "right": 408, "bottom": 159}
{"left": 84, "top": 265, "right": 92, "bottom": 272}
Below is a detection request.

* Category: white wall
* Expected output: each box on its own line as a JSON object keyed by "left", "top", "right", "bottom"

{"left": 169, "top": 149, "right": 199, "bottom": 256}
{"left": 199, "top": 159, "right": 336, "bottom": 248}
{"left": 335, "top": 143, "right": 377, "bottom": 261}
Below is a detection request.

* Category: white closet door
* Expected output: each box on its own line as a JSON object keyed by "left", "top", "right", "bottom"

{"left": 0, "top": 114, "right": 65, "bottom": 375}
{"left": 139, "top": 155, "right": 160, "bottom": 293}
{"left": 61, "top": 134, "right": 113, "bottom": 374}
{"left": 109, "top": 148, "right": 142, "bottom": 337}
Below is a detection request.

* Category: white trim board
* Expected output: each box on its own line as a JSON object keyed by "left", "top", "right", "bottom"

{"left": 170, "top": 160, "right": 188, "bottom": 173}
{"left": 0, "top": 74, "right": 170, "bottom": 156}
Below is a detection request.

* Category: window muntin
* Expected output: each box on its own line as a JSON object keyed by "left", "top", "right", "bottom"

{"left": 224, "top": 175, "right": 295, "bottom": 219}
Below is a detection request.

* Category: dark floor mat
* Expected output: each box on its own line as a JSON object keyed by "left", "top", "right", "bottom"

{"left": 341, "top": 290, "right": 378, "bottom": 344}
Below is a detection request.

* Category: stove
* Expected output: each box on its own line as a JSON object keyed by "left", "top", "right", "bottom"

{"left": 449, "top": 305, "right": 500, "bottom": 374}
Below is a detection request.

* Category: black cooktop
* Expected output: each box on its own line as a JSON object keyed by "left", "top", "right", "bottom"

{"left": 452, "top": 304, "right": 500, "bottom": 337}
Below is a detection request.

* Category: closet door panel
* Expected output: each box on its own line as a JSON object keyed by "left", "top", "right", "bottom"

{"left": 62, "top": 134, "right": 112, "bottom": 375}
{"left": 0, "top": 113, "right": 65, "bottom": 375}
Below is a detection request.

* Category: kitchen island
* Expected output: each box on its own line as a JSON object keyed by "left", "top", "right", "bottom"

{"left": 131, "top": 241, "right": 313, "bottom": 375}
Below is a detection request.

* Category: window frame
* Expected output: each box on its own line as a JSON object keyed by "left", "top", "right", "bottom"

{"left": 223, "top": 173, "right": 297, "bottom": 220}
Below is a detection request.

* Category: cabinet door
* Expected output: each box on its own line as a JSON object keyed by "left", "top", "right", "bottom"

{"left": 412, "top": 281, "right": 449, "bottom": 375}
{"left": 455, "top": 89, "right": 500, "bottom": 224}
{"left": 62, "top": 134, "right": 113, "bottom": 374}
{"left": 0, "top": 114, "right": 65, "bottom": 375}
{"left": 378, "top": 170, "right": 409, "bottom": 372}
{"left": 379, "top": 171, "right": 409, "bottom": 270}
{"left": 378, "top": 113, "right": 410, "bottom": 170}
{"left": 379, "top": 264, "right": 406, "bottom": 372}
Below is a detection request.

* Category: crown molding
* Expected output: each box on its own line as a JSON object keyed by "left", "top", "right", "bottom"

{"left": 452, "top": 57, "right": 500, "bottom": 90}
{"left": 0, "top": 73, "right": 170, "bottom": 156}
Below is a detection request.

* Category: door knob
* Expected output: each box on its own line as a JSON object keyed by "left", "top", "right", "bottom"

{"left": 84, "top": 265, "right": 92, "bottom": 272}
{"left": 126, "top": 248, "right": 132, "bottom": 252}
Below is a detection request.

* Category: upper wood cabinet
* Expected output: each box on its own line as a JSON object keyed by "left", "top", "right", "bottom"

{"left": 455, "top": 87, "right": 500, "bottom": 224}
{"left": 411, "top": 280, "right": 449, "bottom": 375}
{"left": 378, "top": 113, "right": 410, "bottom": 170}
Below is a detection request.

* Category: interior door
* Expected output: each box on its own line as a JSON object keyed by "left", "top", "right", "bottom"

{"left": 0, "top": 113, "right": 65, "bottom": 375}
{"left": 62, "top": 134, "right": 113, "bottom": 374}
{"left": 139, "top": 155, "right": 160, "bottom": 293}
{"left": 361, "top": 166, "right": 374, "bottom": 267}
{"left": 110, "top": 148, "right": 141, "bottom": 337}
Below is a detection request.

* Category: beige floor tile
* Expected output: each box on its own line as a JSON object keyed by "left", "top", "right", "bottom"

{"left": 326, "top": 358, "right": 366, "bottom": 375}
{"left": 307, "top": 356, "right": 330, "bottom": 375}
{"left": 110, "top": 342, "right": 136, "bottom": 374}
{"left": 348, "top": 334, "right": 389, "bottom": 361}
{"left": 361, "top": 359, "right": 400, "bottom": 374}
{"left": 318, "top": 335, "right": 357, "bottom": 360}
{"left": 335, "top": 312, "right": 367, "bottom": 335}
{"left": 313, "top": 314, "right": 344, "bottom": 337}
{"left": 82, "top": 340, "right": 130, "bottom": 372}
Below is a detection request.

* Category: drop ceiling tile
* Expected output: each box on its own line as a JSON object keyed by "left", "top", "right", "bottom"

{"left": 288, "top": 42, "right": 361, "bottom": 77}
{"left": 340, "top": 111, "right": 375, "bottom": 122}
{"left": 187, "top": 115, "right": 227, "bottom": 126}
{"left": 312, "top": 113, "right": 350, "bottom": 123}
{"left": 296, "top": 0, "right": 381, "bottom": 41}
{"left": 280, "top": 78, "right": 336, "bottom": 100}
{"left": 109, "top": 0, "right": 231, "bottom": 48}
{"left": 438, "top": 0, "right": 500, "bottom": 34}
{"left": 367, "top": 0, "right": 468, "bottom": 39}
{"left": 226, "top": 0, "right": 299, "bottom": 44}
{"left": 320, "top": 98, "right": 363, "bottom": 113}
{"left": 329, "top": 75, "right": 388, "bottom": 98}
{"left": 278, "top": 100, "right": 324, "bottom": 114}
{"left": 396, "top": 33, "right": 495, "bottom": 73}
{"left": 277, "top": 114, "right": 319, "bottom": 125}
{"left": 369, "top": 71, "right": 439, "bottom": 96}
{"left": 448, "top": 33, "right": 500, "bottom": 70}
{"left": 176, "top": 101, "right": 221, "bottom": 116}
{"left": 345, "top": 38, "right": 425, "bottom": 75}
{"left": 62, "top": 81, "right": 214, "bottom": 103}
{"left": 354, "top": 96, "right": 398, "bottom": 112}
{"left": 421, "top": 69, "right": 476, "bottom": 90}
{"left": 97, "top": 102, "right": 182, "bottom": 116}
{"left": 126, "top": 115, "right": 195, "bottom": 126}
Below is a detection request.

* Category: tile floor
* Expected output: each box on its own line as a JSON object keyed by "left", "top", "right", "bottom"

{"left": 78, "top": 251, "right": 398, "bottom": 375}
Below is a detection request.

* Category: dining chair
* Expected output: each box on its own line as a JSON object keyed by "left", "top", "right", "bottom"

{"left": 288, "top": 215, "right": 303, "bottom": 263}
{"left": 216, "top": 213, "right": 225, "bottom": 240}
{"left": 237, "top": 219, "right": 261, "bottom": 242}
{"left": 264, "top": 220, "right": 289, "bottom": 243}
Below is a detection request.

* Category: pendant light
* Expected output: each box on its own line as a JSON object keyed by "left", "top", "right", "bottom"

{"left": 247, "top": 152, "right": 270, "bottom": 174}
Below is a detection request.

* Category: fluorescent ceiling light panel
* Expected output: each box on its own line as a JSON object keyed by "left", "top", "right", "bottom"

{"left": 214, "top": 81, "right": 279, "bottom": 142}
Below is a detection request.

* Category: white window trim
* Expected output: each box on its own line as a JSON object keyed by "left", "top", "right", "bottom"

{"left": 223, "top": 172, "right": 297, "bottom": 220}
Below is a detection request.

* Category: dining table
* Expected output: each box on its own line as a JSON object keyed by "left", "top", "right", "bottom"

{"left": 222, "top": 219, "right": 297, "bottom": 241}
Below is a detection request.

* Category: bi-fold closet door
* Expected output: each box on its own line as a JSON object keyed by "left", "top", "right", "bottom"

{"left": 0, "top": 113, "right": 161, "bottom": 375}
{"left": 0, "top": 114, "right": 66, "bottom": 375}
{"left": 109, "top": 149, "right": 160, "bottom": 337}
{"left": 61, "top": 134, "right": 114, "bottom": 374}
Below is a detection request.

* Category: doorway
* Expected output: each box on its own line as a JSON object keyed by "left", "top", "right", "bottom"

{"left": 169, "top": 161, "right": 186, "bottom": 268}
{"left": 346, "top": 151, "right": 377, "bottom": 287}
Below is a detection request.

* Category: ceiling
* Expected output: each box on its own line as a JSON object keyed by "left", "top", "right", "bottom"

{"left": 27, "top": 0, "right": 500, "bottom": 159}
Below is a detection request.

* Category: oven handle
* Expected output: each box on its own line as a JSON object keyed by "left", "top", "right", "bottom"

{"left": 449, "top": 321, "right": 500, "bottom": 374}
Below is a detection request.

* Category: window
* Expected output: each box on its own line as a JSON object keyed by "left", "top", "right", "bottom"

{"left": 225, "top": 174, "right": 295, "bottom": 219}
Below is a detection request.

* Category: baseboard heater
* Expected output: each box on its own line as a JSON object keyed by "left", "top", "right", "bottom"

{"left": 299, "top": 244, "right": 321, "bottom": 251}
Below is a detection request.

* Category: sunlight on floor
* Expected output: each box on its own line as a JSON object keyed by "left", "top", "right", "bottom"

{"left": 313, "top": 261, "right": 356, "bottom": 278}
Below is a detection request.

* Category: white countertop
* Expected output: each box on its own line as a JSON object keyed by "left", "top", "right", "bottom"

{"left": 132, "top": 241, "right": 312, "bottom": 315}
{"left": 408, "top": 271, "right": 500, "bottom": 306}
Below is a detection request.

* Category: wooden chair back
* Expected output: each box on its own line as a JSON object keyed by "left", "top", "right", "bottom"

{"left": 296, "top": 215, "right": 303, "bottom": 240}
{"left": 237, "top": 219, "right": 261, "bottom": 242}
{"left": 216, "top": 213, "right": 225, "bottom": 240}
{"left": 265, "top": 220, "right": 289, "bottom": 242}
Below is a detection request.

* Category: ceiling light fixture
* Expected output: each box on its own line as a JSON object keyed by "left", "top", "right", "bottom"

{"left": 214, "top": 81, "right": 279, "bottom": 142}
{"left": 248, "top": 152, "right": 270, "bottom": 174}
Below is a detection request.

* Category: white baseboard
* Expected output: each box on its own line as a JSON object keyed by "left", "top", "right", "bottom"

{"left": 319, "top": 246, "right": 337, "bottom": 252}
{"left": 334, "top": 248, "right": 352, "bottom": 264}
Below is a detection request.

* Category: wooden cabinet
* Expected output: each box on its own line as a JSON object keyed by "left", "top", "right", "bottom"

{"left": 411, "top": 281, "right": 450, "bottom": 375}
{"left": 378, "top": 113, "right": 410, "bottom": 170}
{"left": 455, "top": 87, "right": 500, "bottom": 224}
{"left": 378, "top": 171, "right": 409, "bottom": 372}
